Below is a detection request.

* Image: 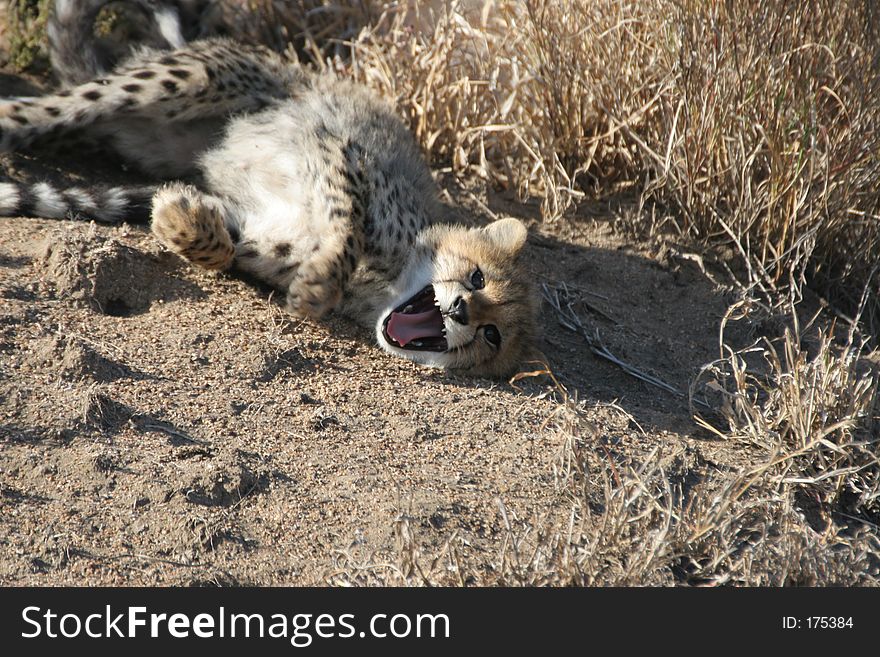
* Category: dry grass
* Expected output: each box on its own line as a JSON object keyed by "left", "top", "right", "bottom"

{"left": 692, "top": 302, "right": 880, "bottom": 532}
{"left": 4, "top": 0, "right": 51, "bottom": 71}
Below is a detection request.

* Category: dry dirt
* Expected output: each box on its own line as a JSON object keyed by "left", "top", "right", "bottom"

{"left": 0, "top": 150, "right": 758, "bottom": 585}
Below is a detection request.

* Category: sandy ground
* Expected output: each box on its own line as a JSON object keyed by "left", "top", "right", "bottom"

{"left": 0, "top": 139, "right": 757, "bottom": 585}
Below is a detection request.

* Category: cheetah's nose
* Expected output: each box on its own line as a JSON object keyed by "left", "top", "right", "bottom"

{"left": 448, "top": 296, "right": 469, "bottom": 325}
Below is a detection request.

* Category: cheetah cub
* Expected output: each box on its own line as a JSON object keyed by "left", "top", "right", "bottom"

{"left": 0, "top": 38, "right": 537, "bottom": 377}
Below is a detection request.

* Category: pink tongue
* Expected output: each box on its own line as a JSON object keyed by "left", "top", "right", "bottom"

{"left": 387, "top": 310, "right": 444, "bottom": 346}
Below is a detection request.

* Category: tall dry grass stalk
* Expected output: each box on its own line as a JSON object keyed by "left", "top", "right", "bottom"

{"left": 466, "top": 361, "right": 878, "bottom": 585}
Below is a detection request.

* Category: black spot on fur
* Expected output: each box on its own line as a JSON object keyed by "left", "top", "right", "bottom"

{"left": 122, "top": 83, "right": 142, "bottom": 93}
{"left": 161, "top": 80, "right": 179, "bottom": 94}
{"left": 82, "top": 90, "right": 102, "bottom": 101}
{"left": 57, "top": 90, "right": 71, "bottom": 97}
{"left": 44, "top": 106, "right": 61, "bottom": 117}
{"left": 11, "top": 115, "right": 29, "bottom": 125}
{"left": 168, "top": 68, "right": 191, "bottom": 80}
{"left": 160, "top": 56, "right": 180, "bottom": 65}
{"left": 120, "top": 98, "right": 137, "bottom": 110}
{"left": 133, "top": 70, "right": 156, "bottom": 79}
{"left": 273, "top": 243, "right": 292, "bottom": 257}
{"left": 227, "top": 226, "right": 240, "bottom": 243}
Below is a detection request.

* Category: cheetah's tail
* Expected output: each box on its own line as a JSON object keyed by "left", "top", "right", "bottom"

{"left": 48, "top": 0, "right": 187, "bottom": 86}
{"left": 0, "top": 180, "right": 155, "bottom": 224}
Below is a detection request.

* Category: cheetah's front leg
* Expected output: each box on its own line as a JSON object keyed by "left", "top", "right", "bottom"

{"left": 277, "top": 147, "right": 366, "bottom": 320}
{"left": 281, "top": 183, "right": 364, "bottom": 320}
{"left": 282, "top": 228, "right": 362, "bottom": 320}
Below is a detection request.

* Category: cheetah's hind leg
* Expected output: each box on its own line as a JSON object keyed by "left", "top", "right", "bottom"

{"left": 151, "top": 182, "right": 236, "bottom": 270}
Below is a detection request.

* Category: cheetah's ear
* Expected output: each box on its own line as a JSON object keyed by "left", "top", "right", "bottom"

{"left": 483, "top": 218, "right": 528, "bottom": 255}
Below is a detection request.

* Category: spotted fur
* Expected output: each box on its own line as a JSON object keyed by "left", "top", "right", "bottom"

{"left": 0, "top": 33, "right": 537, "bottom": 377}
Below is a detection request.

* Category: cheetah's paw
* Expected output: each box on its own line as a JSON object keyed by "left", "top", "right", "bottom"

{"left": 151, "top": 183, "right": 234, "bottom": 270}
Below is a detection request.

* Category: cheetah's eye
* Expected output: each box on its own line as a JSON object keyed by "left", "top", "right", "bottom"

{"left": 470, "top": 268, "right": 485, "bottom": 290}
{"left": 483, "top": 325, "right": 501, "bottom": 348}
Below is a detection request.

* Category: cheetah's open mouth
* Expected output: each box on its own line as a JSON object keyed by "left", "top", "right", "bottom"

{"left": 382, "top": 285, "right": 447, "bottom": 352}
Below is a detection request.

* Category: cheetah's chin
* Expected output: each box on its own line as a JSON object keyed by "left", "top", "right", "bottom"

{"left": 381, "top": 285, "right": 448, "bottom": 352}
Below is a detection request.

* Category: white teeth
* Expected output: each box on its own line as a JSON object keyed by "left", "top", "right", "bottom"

{"left": 404, "top": 304, "right": 413, "bottom": 313}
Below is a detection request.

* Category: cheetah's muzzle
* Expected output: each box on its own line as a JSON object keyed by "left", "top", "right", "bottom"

{"left": 382, "top": 285, "right": 447, "bottom": 352}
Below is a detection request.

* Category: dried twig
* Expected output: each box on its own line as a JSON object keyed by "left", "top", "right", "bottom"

{"left": 542, "top": 282, "right": 707, "bottom": 406}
